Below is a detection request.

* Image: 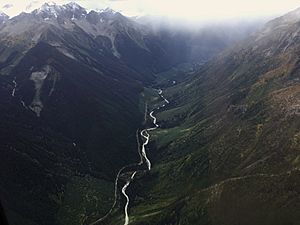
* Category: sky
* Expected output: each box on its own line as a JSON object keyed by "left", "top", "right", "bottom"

{"left": 1, "top": 0, "right": 300, "bottom": 21}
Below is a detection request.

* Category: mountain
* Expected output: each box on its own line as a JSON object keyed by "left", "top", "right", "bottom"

{"left": 0, "top": 3, "right": 148, "bottom": 225}
{"left": 0, "top": 2, "right": 260, "bottom": 75}
{"left": 0, "top": 2, "right": 265, "bottom": 225}
{"left": 0, "top": 12, "right": 8, "bottom": 24}
{"left": 118, "top": 6, "right": 300, "bottom": 225}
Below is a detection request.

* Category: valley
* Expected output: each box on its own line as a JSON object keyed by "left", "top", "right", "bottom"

{"left": 88, "top": 88, "right": 171, "bottom": 225}
{"left": 1, "top": 2, "right": 300, "bottom": 225}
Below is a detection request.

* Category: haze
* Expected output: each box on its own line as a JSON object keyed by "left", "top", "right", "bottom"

{"left": 1, "top": 0, "right": 300, "bottom": 21}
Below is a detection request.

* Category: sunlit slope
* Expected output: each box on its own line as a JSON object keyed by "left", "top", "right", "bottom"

{"left": 126, "top": 7, "right": 300, "bottom": 225}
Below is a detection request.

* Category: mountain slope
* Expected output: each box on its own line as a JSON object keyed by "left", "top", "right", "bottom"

{"left": 0, "top": 11, "right": 8, "bottom": 24}
{"left": 0, "top": 4, "right": 147, "bottom": 225}
{"left": 0, "top": 32, "right": 144, "bottom": 225}
{"left": 0, "top": 2, "right": 264, "bottom": 225}
{"left": 123, "top": 7, "right": 300, "bottom": 225}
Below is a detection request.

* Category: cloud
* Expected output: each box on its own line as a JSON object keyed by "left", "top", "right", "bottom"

{"left": 2, "top": 4, "right": 13, "bottom": 9}
{"left": 26, "top": 1, "right": 40, "bottom": 11}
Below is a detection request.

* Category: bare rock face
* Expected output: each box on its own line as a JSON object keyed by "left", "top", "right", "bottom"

{"left": 29, "top": 65, "right": 55, "bottom": 117}
{"left": 0, "top": 11, "right": 8, "bottom": 23}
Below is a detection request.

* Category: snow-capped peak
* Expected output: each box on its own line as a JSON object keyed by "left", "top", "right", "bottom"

{"left": 40, "top": 2, "right": 58, "bottom": 10}
{"left": 65, "top": 2, "right": 83, "bottom": 10}
{"left": 64, "top": 2, "right": 87, "bottom": 16}
{"left": 0, "top": 11, "right": 9, "bottom": 23}
{"left": 0, "top": 11, "right": 8, "bottom": 17}
{"left": 33, "top": 2, "right": 87, "bottom": 20}
{"left": 96, "top": 8, "right": 118, "bottom": 15}
{"left": 35, "top": 2, "right": 62, "bottom": 18}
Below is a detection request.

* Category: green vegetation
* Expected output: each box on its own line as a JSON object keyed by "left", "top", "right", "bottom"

{"left": 108, "top": 11, "right": 300, "bottom": 224}
{"left": 57, "top": 176, "right": 114, "bottom": 225}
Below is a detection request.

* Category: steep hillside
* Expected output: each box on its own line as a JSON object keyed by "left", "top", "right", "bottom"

{"left": 0, "top": 28, "right": 144, "bottom": 225}
{"left": 122, "top": 7, "right": 300, "bottom": 225}
{"left": 0, "top": 3, "right": 147, "bottom": 225}
{"left": 0, "top": 11, "right": 8, "bottom": 24}
{"left": 0, "top": 2, "right": 264, "bottom": 225}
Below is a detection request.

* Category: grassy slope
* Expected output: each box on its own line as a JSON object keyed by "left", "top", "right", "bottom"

{"left": 116, "top": 17, "right": 300, "bottom": 225}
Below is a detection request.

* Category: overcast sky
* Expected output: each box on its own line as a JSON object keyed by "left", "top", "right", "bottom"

{"left": 1, "top": 0, "right": 300, "bottom": 20}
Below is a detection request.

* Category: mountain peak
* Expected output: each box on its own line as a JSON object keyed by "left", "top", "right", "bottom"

{"left": 96, "top": 7, "right": 118, "bottom": 14}
{"left": 94, "top": 7, "right": 124, "bottom": 21}
{"left": 39, "top": 1, "right": 59, "bottom": 9}
{"left": 33, "top": 1, "right": 87, "bottom": 20}
{"left": 35, "top": 2, "right": 62, "bottom": 18}
{"left": 65, "top": 2, "right": 84, "bottom": 10}
{"left": 267, "top": 6, "right": 300, "bottom": 27}
{"left": 0, "top": 11, "right": 9, "bottom": 23}
{"left": 0, "top": 11, "right": 8, "bottom": 17}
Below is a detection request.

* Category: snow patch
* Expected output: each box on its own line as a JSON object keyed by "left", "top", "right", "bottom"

{"left": 11, "top": 77, "right": 17, "bottom": 97}
{"left": 29, "top": 65, "right": 51, "bottom": 117}
{"left": 97, "top": 8, "right": 117, "bottom": 15}
{"left": 48, "top": 70, "right": 59, "bottom": 97}
{"left": 57, "top": 47, "right": 76, "bottom": 60}
{"left": 67, "top": 2, "right": 81, "bottom": 10}
{"left": 105, "top": 33, "right": 121, "bottom": 58}
{"left": 21, "top": 100, "right": 28, "bottom": 109}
